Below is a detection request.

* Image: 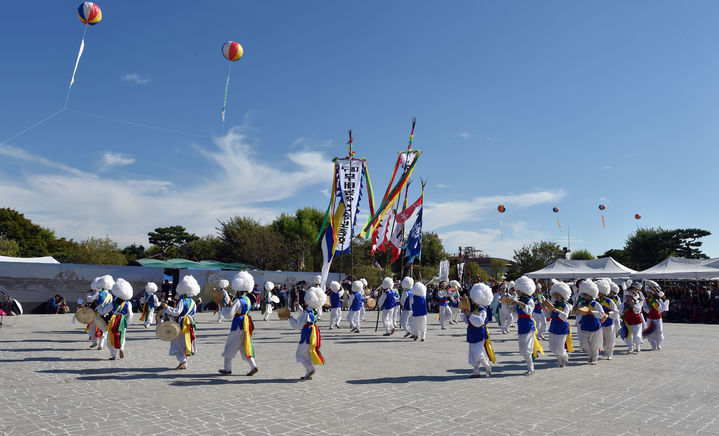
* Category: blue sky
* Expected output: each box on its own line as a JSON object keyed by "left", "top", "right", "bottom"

{"left": 2, "top": 1, "right": 719, "bottom": 261}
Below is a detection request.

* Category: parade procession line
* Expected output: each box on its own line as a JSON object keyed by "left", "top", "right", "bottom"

{"left": 0, "top": 313, "right": 717, "bottom": 435}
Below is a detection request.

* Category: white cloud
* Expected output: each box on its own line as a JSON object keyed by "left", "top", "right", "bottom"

{"left": 99, "top": 152, "right": 135, "bottom": 171}
{"left": 436, "top": 184, "right": 451, "bottom": 189}
{"left": 121, "top": 73, "right": 151, "bottom": 85}
{"left": 290, "top": 137, "right": 334, "bottom": 149}
{"left": 424, "top": 190, "right": 566, "bottom": 230}
{"left": 0, "top": 128, "right": 334, "bottom": 245}
{"left": 458, "top": 132, "right": 471, "bottom": 139}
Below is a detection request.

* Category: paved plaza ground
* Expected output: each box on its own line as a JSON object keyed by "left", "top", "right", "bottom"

{"left": 0, "top": 311, "right": 717, "bottom": 435}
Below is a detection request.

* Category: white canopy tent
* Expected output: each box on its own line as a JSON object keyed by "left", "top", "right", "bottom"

{"left": 0, "top": 255, "right": 59, "bottom": 264}
{"left": 526, "top": 257, "right": 636, "bottom": 279}
{"left": 631, "top": 257, "right": 719, "bottom": 280}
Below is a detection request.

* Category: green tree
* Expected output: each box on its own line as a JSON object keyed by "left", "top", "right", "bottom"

{"left": 48, "top": 237, "right": 79, "bottom": 263}
{"left": 217, "top": 217, "right": 283, "bottom": 269}
{"left": 507, "top": 241, "right": 564, "bottom": 280}
{"left": 71, "top": 237, "right": 127, "bottom": 265}
{"left": 570, "top": 249, "right": 595, "bottom": 260}
{"left": 181, "top": 236, "right": 222, "bottom": 261}
{"left": 0, "top": 237, "right": 20, "bottom": 256}
{"left": 148, "top": 225, "right": 199, "bottom": 260}
{"left": 0, "top": 208, "right": 54, "bottom": 257}
{"left": 604, "top": 227, "right": 711, "bottom": 270}
{"left": 271, "top": 207, "right": 325, "bottom": 271}
{"left": 122, "top": 243, "right": 146, "bottom": 263}
{"left": 489, "top": 258, "right": 507, "bottom": 281}
{"left": 420, "top": 232, "right": 447, "bottom": 266}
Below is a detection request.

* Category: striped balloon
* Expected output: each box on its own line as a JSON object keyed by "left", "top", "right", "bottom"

{"left": 78, "top": 2, "right": 102, "bottom": 25}
{"left": 222, "top": 41, "right": 244, "bottom": 61}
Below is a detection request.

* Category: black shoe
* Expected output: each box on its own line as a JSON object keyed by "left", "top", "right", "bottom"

{"left": 383, "top": 333, "right": 391, "bottom": 336}
{"left": 219, "top": 369, "right": 232, "bottom": 375}
{"left": 246, "top": 367, "right": 258, "bottom": 376}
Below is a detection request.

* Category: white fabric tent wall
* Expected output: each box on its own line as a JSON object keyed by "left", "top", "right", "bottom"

{"left": 526, "top": 257, "right": 636, "bottom": 279}
{"left": 0, "top": 256, "right": 60, "bottom": 264}
{"left": 631, "top": 257, "right": 719, "bottom": 280}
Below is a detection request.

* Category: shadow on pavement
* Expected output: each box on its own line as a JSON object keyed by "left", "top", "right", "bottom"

{"left": 345, "top": 374, "right": 467, "bottom": 384}
{"left": 169, "top": 377, "right": 298, "bottom": 386}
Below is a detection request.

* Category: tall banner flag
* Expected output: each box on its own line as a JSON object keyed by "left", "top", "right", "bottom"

{"left": 404, "top": 206, "right": 423, "bottom": 264}
{"left": 320, "top": 201, "right": 345, "bottom": 288}
{"left": 457, "top": 262, "right": 465, "bottom": 282}
{"left": 439, "top": 259, "right": 450, "bottom": 283}
{"left": 371, "top": 210, "right": 393, "bottom": 255}
{"left": 335, "top": 158, "right": 364, "bottom": 255}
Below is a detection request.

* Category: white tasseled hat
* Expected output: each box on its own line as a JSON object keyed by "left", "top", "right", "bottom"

{"left": 264, "top": 281, "right": 274, "bottom": 291}
{"left": 144, "top": 282, "right": 158, "bottom": 294}
{"left": 351, "top": 280, "right": 364, "bottom": 293}
{"left": 112, "top": 278, "right": 133, "bottom": 301}
{"left": 401, "top": 277, "right": 414, "bottom": 290}
{"left": 314, "top": 275, "right": 322, "bottom": 285}
{"left": 550, "top": 282, "right": 572, "bottom": 301}
{"left": 329, "top": 281, "right": 341, "bottom": 292}
{"left": 579, "top": 280, "right": 599, "bottom": 300}
{"left": 449, "top": 280, "right": 461, "bottom": 290}
{"left": 360, "top": 278, "right": 368, "bottom": 287}
{"left": 514, "top": 276, "right": 535, "bottom": 296}
{"left": 177, "top": 275, "right": 201, "bottom": 297}
{"left": 470, "top": 283, "right": 492, "bottom": 307}
{"left": 91, "top": 275, "right": 114, "bottom": 292}
{"left": 304, "top": 286, "right": 326, "bottom": 309}
{"left": 609, "top": 281, "right": 620, "bottom": 294}
{"left": 381, "top": 277, "right": 393, "bottom": 290}
{"left": 232, "top": 271, "right": 254, "bottom": 293}
{"left": 218, "top": 279, "right": 229, "bottom": 289}
{"left": 412, "top": 282, "right": 427, "bottom": 298}
{"left": 596, "top": 279, "right": 611, "bottom": 296}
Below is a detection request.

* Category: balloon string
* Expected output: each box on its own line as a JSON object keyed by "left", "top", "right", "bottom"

{"left": 66, "top": 25, "right": 89, "bottom": 109}
{"left": 2, "top": 108, "right": 66, "bottom": 144}
{"left": 68, "top": 109, "right": 212, "bottom": 139}
{"left": 601, "top": 215, "right": 606, "bottom": 229}
{"left": 221, "top": 62, "right": 232, "bottom": 135}
{"left": 557, "top": 217, "right": 562, "bottom": 232}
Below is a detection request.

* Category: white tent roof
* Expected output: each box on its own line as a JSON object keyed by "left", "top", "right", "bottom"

{"left": 631, "top": 257, "right": 719, "bottom": 280}
{"left": 526, "top": 257, "right": 636, "bottom": 279}
{"left": 0, "top": 255, "right": 60, "bottom": 264}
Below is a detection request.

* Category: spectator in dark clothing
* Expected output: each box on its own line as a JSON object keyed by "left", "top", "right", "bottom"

{"left": 46, "top": 295, "right": 69, "bottom": 314}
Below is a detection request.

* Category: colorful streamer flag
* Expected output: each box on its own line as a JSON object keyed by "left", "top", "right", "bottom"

{"left": 371, "top": 209, "right": 393, "bottom": 255}
{"left": 360, "top": 151, "right": 420, "bottom": 238}
{"left": 387, "top": 218, "right": 404, "bottom": 264}
{"left": 395, "top": 194, "right": 423, "bottom": 224}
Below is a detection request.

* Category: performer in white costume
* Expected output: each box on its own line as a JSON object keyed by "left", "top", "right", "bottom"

{"left": 106, "top": 278, "right": 134, "bottom": 360}
{"left": 162, "top": 275, "right": 200, "bottom": 369}
{"left": 546, "top": 281, "right": 573, "bottom": 367}
{"left": 139, "top": 282, "right": 160, "bottom": 328}
{"left": 377, "top": 277, "right": 397, "bottom": 335}
{"left": 262, "top": 281, "right": 275, "bottom": 321}
{"left": 462, "top": 283, "right": 495, "bottom": 378}
{"left": 219, "top": 271, "right": 258, "bottom": 376}
{"left": 643, "top": 280, "right": 669, "bottom": 351}
{"left": 410, "top": 282, "right": 428, "bottom": 341}
{"left": 577, "top": 280, "right": 605, "bottom": 365}
{"left": 399, "top": 277, "right": 414, "bottom": 337}
{"left": 347, "top": 281, "right": 365, "bottom": 333}
{"left": 216, "top": 279, "right": 231, "bottom": 323}
{"left": 86, "top": 275, "right": 114, "bottom": 350}
{"left": 289, "top": 286, "right": 326, "bottom": 381}
{"left": 596, "top": 279, "right": 618, "bottom": 360}
{"left": 327, "top": 281, "right": 344, "bottom": 329}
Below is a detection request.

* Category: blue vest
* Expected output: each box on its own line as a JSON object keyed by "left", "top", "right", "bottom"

{"left": 299, "top": 310, "right": 317, "bottom": 344}
{"left": 599, "top": 298, "right": 614, "bottom": 327}
{"left": 383, "top": 290, "right": 397, "bottom": 310}
{"left": 532, "top": 295, "right": 543, "bottom": 313}
{"left": 516, "top": 297, "right": 535, "bottom": 335}
{"left": 112, "top": 300, "right": 129, "bottom": 315}
{"left": 548, "top": 301, "right": 569, "bottom": 335}
{"left": 403, "top": 291, "right": 413, "bottom": 310}
{"left": 579, "top": 301, "right": 602, "bottom": 331}
{"left": 230, "top": 296, "right": 251, "bottom": 331}
{"left": 350, "top": 293, "right": 363, "bottom": 311}
{"left": 330, "top": 291, "right": 341, "bottom": 309}
{"left": 466, "top": 307, "right": 488, "bottom": 343}
{"left": 412, "top": 295, "right": 427, "bottom": 316}
{"left": 144, "top": 292, "right": 156, "bottom": 308}
{"left": 439, "top": 293, "right": 449, "bottom": 306}
{"left": 178, "top": 297, "right": 196, "bottom": 321}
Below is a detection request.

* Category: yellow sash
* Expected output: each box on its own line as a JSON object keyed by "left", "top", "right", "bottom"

{"left": 485, "top": 329, "right": 496, "bottom": 363}
{"left": 181, "top": 316, "right": 194, "bottom": 356}
{"left": 566, "top": 323, "right": 574, "bottom": 352}
{"left": 531, "top": 318, "right": 545, "bottom": 358}
{"left": 243, "top": 315, "right": 253, "bottom": 358}
{"left": 308, "top": 325, "right": 325, "bottom": 365}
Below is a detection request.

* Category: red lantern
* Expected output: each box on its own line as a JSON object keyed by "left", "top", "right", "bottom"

{"left": 497, "top": 205, "right": 506, "bottom": 213}
{"left": 635, "top": 214, "right": 641, "bottom": 219}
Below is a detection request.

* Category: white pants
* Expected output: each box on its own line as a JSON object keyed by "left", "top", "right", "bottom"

{"left": 439, "top": 305, "right": 452, "bottom": 328}
{"left": 263, "top": 304, "right": 273, "bottom": 321}
{"left": 296, "top": 343, "right": 314, "bottom": 376}
{"left": 580, "top": 328, "right": 602, "bottom": 363}
{"left": 382, "top": 310, "right": 394, "bottom": 334}
{"left": 411, "top": 316, "right": 427, "bottom": 340}
{"left": 217, "top": 308, "right": 227, "bottom": 323}
{"left": 169, "top": 337, "right": 190, "bottom": 364}
{"left": 393, "top": 306, "right": 401, "bottom": 326}
{"left": 518, "top": 332, "right": 534, "bottom": 372}
{"left": 548, "top": 333, "right": 568, "bottom": 366}
{"left": 90, "top": 322, "right": 107, "bottom": 348}
{"left": 624, "top": 323, "right": 643, "bottom": 352}
{"left": 533, "top": 312, "right": 547, "bottom": 338}
{"left": 143, "top": 310, "right": 156, "bottom": 328}
{"left": 400, "top": 309, "right": 412, "bottom": 333}
{"left": 602, "top": 325, "right": 616, "bottom": 358}
{"left": 500, "top": 308, "right": 513, "bottom": 333}
{"left": 347, "top": 310, "right": 361, "bottom": 330}
{"left": 360, "top": 305, "right": 366, "bottom": 320}
{"left": 452, "top": 307, "right": 461, "bottom": 323}
{"left": 468, "top": 340, "right": 491, "bottom": 374}
{"left": 109, "top": 334, "right": 125, "bottom": 357}
{"left": 222, "top": 329, "right": 256, "bottom": 371}
{"left": 329, "top": 307, "right": 341, "bottom": 328}
{"left": 510, "top": 311, "right": 517, "bottom": 326}
{"left": 645, "top": 318, "right": 664, "bottom": 350}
